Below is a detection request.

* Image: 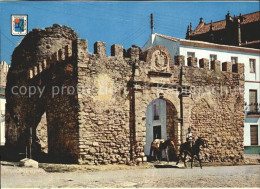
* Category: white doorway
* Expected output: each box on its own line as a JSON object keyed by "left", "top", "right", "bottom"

{"left": 144, "top": 99, "right": 167, "bottom": 156}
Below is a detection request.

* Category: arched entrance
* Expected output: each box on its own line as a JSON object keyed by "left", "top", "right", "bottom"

{"left": 144, "top": 98, "right": 178, "bottom": 158}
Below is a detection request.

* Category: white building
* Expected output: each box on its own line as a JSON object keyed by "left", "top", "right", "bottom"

{"left": 0, "top": 61, "right": 10, "bottom": 146}
{"left": 0, "top": 92, "right": 6, "bottom": 146}
{"left": 143, "top": 33, "right": 260, "bottom": 154}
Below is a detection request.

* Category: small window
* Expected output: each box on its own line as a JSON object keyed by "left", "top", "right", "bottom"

{"left": 250, "top": 125, "right": 258, "bottom": 145}
{"left": 187, "top": 52, "right": 195, "bottom": 58}
{"left": 249, "top": 90, "right": 257, "bottom": 112}
{"left": 231, "top": 57, "right": 238, "bottom": 64}
{"left": 249, "top": 59, "right": 256, "bottom": 73}
{"left": 210, "top": 54, "right": 217, "bottom": 61}
{"left": 153, "top": 102, "right": 160, "bottom": 120}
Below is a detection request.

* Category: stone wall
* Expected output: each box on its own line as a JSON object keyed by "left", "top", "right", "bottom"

{"left": 5, "top": 24, "right": 79, "bottom": 162}
{"left": 5, "top": 25, "right": 245, "bottom": 164}
{"left": 76, "top": 41, "right": 133, "bottom": 164}
{"left": 127, "top": 45, "right": 244, "bottom": 163}
{"left": 181, "top": 61, "right": 245, "bottom": 162}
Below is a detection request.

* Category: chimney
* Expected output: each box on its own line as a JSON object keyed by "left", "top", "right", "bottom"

{"left": 226, "top": 11, "right": 232, "bottom": 21}
{"left": 239, "top": 13, "right": 245, "bottom": 22}
{"left": 210, "top": 20, "right": 214, "bottom": 31}
{"left": 199, "top": 17, "right": 204, "bottom": 24}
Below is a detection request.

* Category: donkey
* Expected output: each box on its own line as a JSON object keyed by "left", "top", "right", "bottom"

{"left": 176, "top": 137, "right": 208, "bottom": 168}
{"left": 150, "top": 139, "right": 177, "bottom": 162}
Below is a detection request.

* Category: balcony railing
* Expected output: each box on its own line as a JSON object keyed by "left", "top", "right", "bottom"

{"left": 245, "top": 102, "right": 260, "bottom": 116}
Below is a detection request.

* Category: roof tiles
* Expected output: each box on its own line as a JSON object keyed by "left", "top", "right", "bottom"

{"left": 190, "top": 11, "right": 260, "bottom": 36}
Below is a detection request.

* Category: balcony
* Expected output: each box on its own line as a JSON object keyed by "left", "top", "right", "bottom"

{"left": 245, "top": 103, "right": 260, "bottom": 118}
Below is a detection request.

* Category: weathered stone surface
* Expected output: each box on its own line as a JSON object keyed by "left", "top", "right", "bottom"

{"left": 199, "top": 58, "right": 209, "bottom": 69}
{"left": 187, "top": 57, "right": 198, "bottom": 67}
{"left": 5, "top": 25, "right": 245, "bottom": 165}
{"left": 222, "top": 62, "right": 232, "bottom": 72}
{"left": 211, "top": 60, "right": 221, "bottom": 71}
{"left": 5, "top": 24, "right": 79, "bottom": 163}
{"left": 19, "top": 158, "right": 39, "bottom": 168}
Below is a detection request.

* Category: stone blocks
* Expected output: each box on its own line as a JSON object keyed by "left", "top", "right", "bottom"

{"left": 19, "top": 158, "right": 39, "bottom": 168}
{"left": 232, "top": 63, "right": 244, "bottom": 74}
{"left": 174, "top": 55, "right": 185, "bottom": 66}
{"left": 222, "top": 62, "right": 232, "bottom": 72}
{"left": 6, "top": 24, "right": 245, "bottom": 166}
{"left": 187, "top": 57, "right": 198, "bottom": 67}
{"left": 199, "top": 58, "right": 209, "bottom": 69}
{"left": 94, "top": 41, "right": 106, "bottom": 57}
{"left": 111, "top": 44, "right": 123, "bottom": 58}
{"left": 211, "top": 60, "right": 221, "bottom": 71}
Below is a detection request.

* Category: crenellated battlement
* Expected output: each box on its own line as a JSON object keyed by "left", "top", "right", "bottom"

{"left": 6, "top": 25, "right": 245, "bottom": 165}
{"left": 76, "top": 39, "right": 141, "bottom": 60}
{"left": 27, "top": 44, "right": 73, "bottom": 80}
{"left": 174, "top": 55, "right": 244, "bottom": 74}
{"left": 26, "top": 38, "right": 244, "bottom": 82}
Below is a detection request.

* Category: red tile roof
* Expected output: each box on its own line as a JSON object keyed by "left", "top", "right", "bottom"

{"left": 190, "top": 11, "right": 260, "bottom": 36}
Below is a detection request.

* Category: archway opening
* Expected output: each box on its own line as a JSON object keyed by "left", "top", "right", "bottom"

{"left": 34, "top": 112, "right": 48, "bottom": 162}
{"left": 144, "top": 98, "right": 178, "bottom": 161}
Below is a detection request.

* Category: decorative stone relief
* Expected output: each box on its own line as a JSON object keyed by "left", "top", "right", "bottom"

{"left": 151, "top": 50, "right": 169, "bottom": 72}
{"left": 145, "top": 45, "right": 172, "bottom": 73}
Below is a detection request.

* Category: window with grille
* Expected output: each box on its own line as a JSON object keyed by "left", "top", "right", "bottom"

{"left": 231, "top": 57, "right": 238, "bottom": 64}
{"left": 210, "top": 54, "right": 217, "bottom": 61}
{"left": 249, "top": 90, "right": 257, "bottom": 112}
{"left": 250, "top": 125, "right": 258, "bottom": 145}
{"left": 187, "top": 52, "right": 195, "bottom": 58}
{"left": 249, "top": 59, "right": 256, "bottom": 73}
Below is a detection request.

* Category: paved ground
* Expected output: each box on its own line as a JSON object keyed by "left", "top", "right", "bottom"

{"left": 1, "top": 163, "right": 259, "bottom": 188}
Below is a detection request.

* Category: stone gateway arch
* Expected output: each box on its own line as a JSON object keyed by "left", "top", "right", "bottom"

{"left": 5, "top": 25, "right": 245, "bottom": 164}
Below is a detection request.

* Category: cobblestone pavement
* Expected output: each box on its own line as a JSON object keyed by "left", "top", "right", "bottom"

{"left": 1, "top": 163, "right": 259, "bottom": 188}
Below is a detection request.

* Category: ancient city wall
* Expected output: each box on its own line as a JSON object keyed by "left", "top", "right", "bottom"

{"left": 5, "top": 25, "right": 245, "bottom": 164}
{"left": 182, "top": 59, "right": 244, "bottom": 162}
{"left": 76, "top": 40, "right": 133, "bottom": 165}
{"left": 129, "top": 46, "right": 244, "bottom": 163}
{"left": 5, "top": 25, "right": 79, "bottom": 162}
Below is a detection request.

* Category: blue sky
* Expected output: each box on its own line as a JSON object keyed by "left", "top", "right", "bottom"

{"left": 0, "top": 1, "right": 259, "bottom": 64}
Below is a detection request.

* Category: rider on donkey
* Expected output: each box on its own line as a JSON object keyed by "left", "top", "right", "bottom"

{"left": 186, "top": 127, "right": 194, "bottom": 150}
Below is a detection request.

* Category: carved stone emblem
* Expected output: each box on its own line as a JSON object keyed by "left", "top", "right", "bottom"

{"left": 151, "top": 50, "right": 169, "bottom": 72}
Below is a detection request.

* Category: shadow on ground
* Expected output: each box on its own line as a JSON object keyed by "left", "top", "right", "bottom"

{"left": 154, "top": 164, "right": 180, "bottom": 168}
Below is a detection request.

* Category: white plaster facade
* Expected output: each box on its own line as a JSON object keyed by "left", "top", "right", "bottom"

{"left": 0, "top": 94, "right": 6, "bottom": 146}
{"left": 0, "top": 61, "right": 9, "bottom": 146}
{"left": 144, "top": 99, "right": 167, "bottom": 157}
{"left": 143, "top": 33, "right": 260, "bottom": 153}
